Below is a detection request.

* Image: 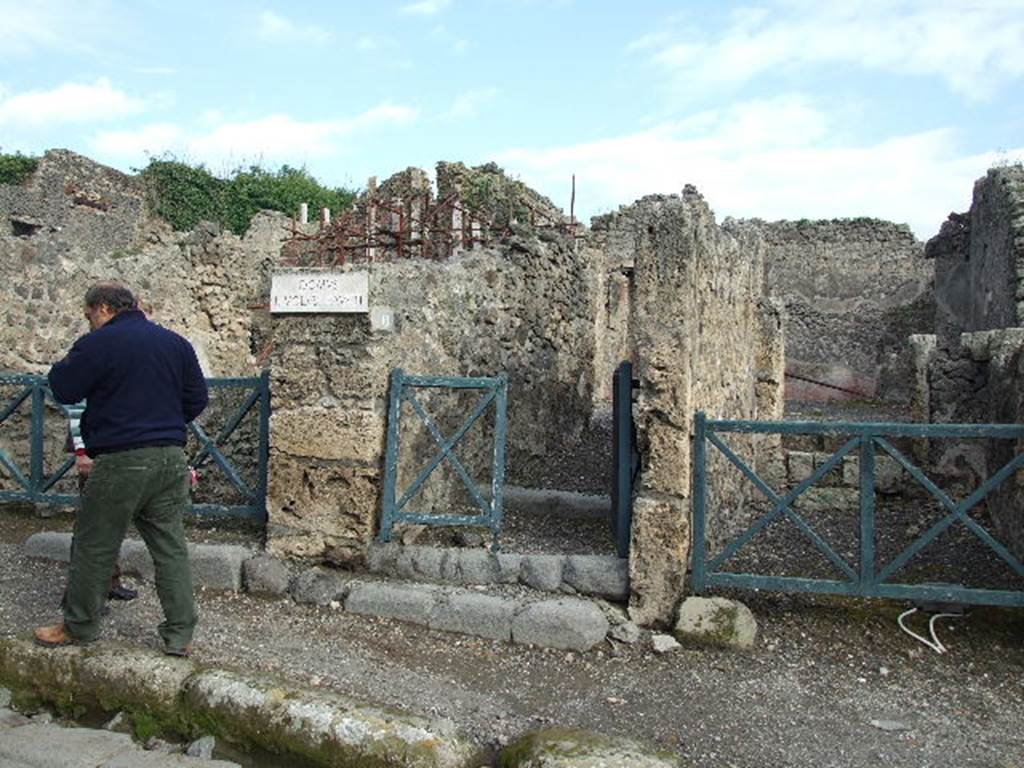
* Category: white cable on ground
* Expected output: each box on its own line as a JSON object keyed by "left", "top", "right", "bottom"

{"left": 898, "top": 607, "right": 962, "bottom": 654}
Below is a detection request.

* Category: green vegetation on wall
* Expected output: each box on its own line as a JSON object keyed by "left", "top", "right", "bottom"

{"left": 138, "top": 157, "right": 357, "bottom": 235}
{"left": 0, "top": 152, "right": 40, "bottom": 185}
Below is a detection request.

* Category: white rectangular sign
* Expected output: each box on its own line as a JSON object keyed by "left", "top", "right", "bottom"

{"left": 270, "top": 271, "right": 369, "bottom": 314}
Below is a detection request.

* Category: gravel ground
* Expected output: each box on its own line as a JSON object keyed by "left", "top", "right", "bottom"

{"left": 2, "top": 505, "right": 1023, "bottom": 768}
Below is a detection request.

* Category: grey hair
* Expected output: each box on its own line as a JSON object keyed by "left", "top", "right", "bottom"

{"left": 84, "top": 282, "right": 138, "bottom": 313}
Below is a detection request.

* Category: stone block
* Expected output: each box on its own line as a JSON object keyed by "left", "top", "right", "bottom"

{"left": 269, "top": 344, "right": 326, "bottom": 406}
{"left": 290, "top": 567, "right": 352, "bottom": 606}
{"left": 793, "top": 487, "right": 858, "bottom": 513}
{"left": 271, "top": 405, "right": 384, "bottom": 463}
{"left": 23, "top": 531, "right": 72, "bottom": 562}
{"left": 673, "top": 596, "right": 757, "bottom": 650}
{"left": 454, "top": 549, "right": 501, "bottom": 584}
{"left": 430, "top": 591, "right": 515, "bottom": 641}
{"left": 511, "top": 598, "right": 610, "bottom": 651}
{"left": 120, "top": 541, "right": 251, "bottom": 591}
{"left": 190, "top": 544, "right": 251, "bottom": 591}
{"left": 499, "top": 728, "right": 686, "bottom": 768}
{"left": 787, "top": 451, "right": 814, "bottom": 484}
{"left": 365, "top": 542, "right": 400, "bottom": 574}
{"left": 496, "top": 553, "right": 523, "bottom": 583}
{"left": 562, "top": 555, "right": 629, "bottom": 601}
{"left": 266, "top": 453, "right": 379, "bottom": 549}
{"left": 520, "top": 555, "right": 564, "bottom": 592}
{"left": 842, "top": 455, "right": 859, "bottom": 487}
{"left": 183, "top": 668, "right": 477, "bottom": 768}
{"left": 344, "top": 581, "right": 441, "bottom": 625}
{"left": 876, "top": 455, "right": 904, "bottom": 495}
{"left": 627, "top": 494, "right": 688, "bottom": 627}
{"left": 119, "top": 539, "right": 155, "bottom": 580}
{"left": 393, "top": 545, "right": 448, "bottom": 582}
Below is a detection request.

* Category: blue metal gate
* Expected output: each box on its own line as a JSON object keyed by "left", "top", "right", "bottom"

{"left": 611, "top": 361, "right": 639, "bottom": 558}
{"left": 379, "top": 369, "right": 508, "bottom": 549}
{"left": 0, "top": 371, "right": 270, "bottom": 521}
{"left": 692, "top": 412, "right": 1024, "bottom": 607}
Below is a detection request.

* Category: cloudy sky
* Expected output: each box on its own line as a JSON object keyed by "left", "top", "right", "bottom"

{"left": 1, "top": 0, "right": 1022, "bottom": 238}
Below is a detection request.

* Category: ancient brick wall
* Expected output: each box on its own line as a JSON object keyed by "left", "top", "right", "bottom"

{"left": 738, "top": 218, "right": 933, "bottom": 402}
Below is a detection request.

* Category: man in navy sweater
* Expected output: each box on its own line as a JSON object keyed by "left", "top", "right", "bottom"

{"left": 35, "top": 282, "right": 208, "bottom": 656}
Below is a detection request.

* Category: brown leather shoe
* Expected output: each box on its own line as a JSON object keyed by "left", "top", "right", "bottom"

{"left": 33, "top": 623, "right": 76, "bottom": 648}
{"left": 164, "top": 643, "right": 192, "bottom": 658}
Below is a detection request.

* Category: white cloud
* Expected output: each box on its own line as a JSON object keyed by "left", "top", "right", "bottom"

{"left": 400, "top": 0, "right": 452, "bottom": 16}
{"left": 0, "top": 78, "right": 146, "bottom": 126}
{"left": 256, "top": 10, "right": 331, "bottom": 44}
{"left": 442, "top": 88, "right": 498, "bottom": 119}
{"left": 636, "top": 0, "right": 1024, "bottom": 99}
{"left": 90, "top": 103, "right": 419, "bottom": 168}
{"left": 495, "top": 96, "right": 1024, "bottom": 239}
{"left": 92, "top": 123, "right": 183, "bottom": 158}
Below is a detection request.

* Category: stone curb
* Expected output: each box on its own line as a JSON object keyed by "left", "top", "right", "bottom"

{"left": 0, "top": 642, "right": 685, "bottom": 768}
{"left": 0, "top": 638, "right": 479, "bottom": 768}
{"left": 345, "top": 581, "right": 610, "bottom": 651}
{"left": 500, "top": 727, "right": 689, "bottom": 767}
{"left": 24, "top": 533, "right": 254, "bottom": 592}
{"left": 24, "top": 535, "right": 614, "bottom": 651}
{"left": 367, "top": 543, "right": 629, "bottom": 601}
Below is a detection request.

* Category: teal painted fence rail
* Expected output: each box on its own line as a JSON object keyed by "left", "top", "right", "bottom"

{"left": 379, "top": 369, "right": 508, "bottom": 550}
{"left": 0, "top": 372, "right": 270, "bottom": 522}
{"left": 692, "top": 412, "right": 1024, "bottom": 608}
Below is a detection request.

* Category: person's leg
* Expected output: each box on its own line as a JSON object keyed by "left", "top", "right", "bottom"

{"left": 133, "top": 447, "right": 196, "bottom": 652}
{"left": 60, "top": 452, "right": 149, "bottom": 642}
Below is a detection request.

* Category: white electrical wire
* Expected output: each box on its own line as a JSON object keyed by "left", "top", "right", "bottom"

{"left": 897, "top": 607, "right": 963, "bottom": 654}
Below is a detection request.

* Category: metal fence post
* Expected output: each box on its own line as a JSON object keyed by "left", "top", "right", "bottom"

{"left": 30, "top": 379, "right": 45, "bottom": 502}
{"left": 490, "top": 373, "right": 509, "bottom": 551}
{"left": 692, "top": 411, "right": 708, "bottom": 593}
{"left": 379, "top": 368, "right": 405, "bottom": 542}
{"left": 256, "top": 369, "right": 271, "bottom": 523}
{"left": 858, "top": 434, "right": 875, "bottom": 594}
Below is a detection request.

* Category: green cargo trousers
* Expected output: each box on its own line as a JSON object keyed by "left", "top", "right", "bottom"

{"left": 63, "top": 446, "right": 196, "bottom": 650}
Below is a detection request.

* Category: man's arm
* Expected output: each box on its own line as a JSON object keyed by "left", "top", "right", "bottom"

{"left": 181, "top": 343, "right": 209, "bottom": 423}
{"left": 49, "top": 337, "right": 102, "bottom": 404}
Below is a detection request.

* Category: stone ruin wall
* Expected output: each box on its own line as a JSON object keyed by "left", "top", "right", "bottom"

{"left": 2, "top": 151, "right": 790, "bottom": 625}
{"left": 266, "top": 164, "right": 600, "bottom": 563}
{"left": 0, "top": 150, "right": 290, "bottom": 505}
{"left": 591, "top": 189, "right": 784, "bottom": 625}
{"left": 0, "top": 150, "right": 287, "bottom": 378}
{"left": 921, "top": 165, "right": 1024, "bottom": 558}
{"left": 740, "top": 218, "right": 933, "bottom": 403}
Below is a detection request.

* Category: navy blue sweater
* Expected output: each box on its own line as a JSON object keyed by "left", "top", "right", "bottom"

{"left": 48, "top": 310, "right": 209, "bottom": 456}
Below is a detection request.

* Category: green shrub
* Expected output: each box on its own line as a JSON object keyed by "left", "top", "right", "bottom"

{"left": 0, "top": 152, "right": 40, "bottom": 185}
{"left": 138, "top": 157, "right": 357, "bottom": 235}
{"left": 138, "top": 159, "right": 227, "bottom": 232}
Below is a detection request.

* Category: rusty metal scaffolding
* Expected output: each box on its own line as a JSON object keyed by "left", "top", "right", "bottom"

{"left": 282, "top": 190, "right": 578, "bottom": 267}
